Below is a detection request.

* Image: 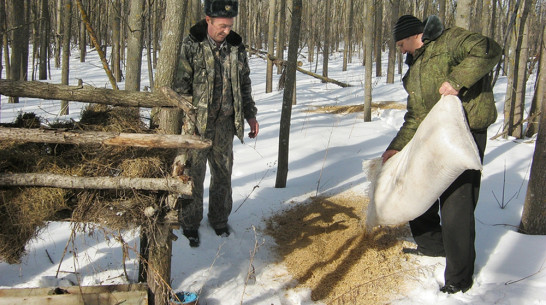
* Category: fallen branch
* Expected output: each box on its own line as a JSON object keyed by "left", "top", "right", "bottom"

{"left": 0, "top": 126, "right": 211, "bottom": 149}
{"left": 266, "top": 54, "right": 352, "bottom": 88}
{"left": 0, "top": 173, "right": 193, "bottom": 194}
{"left": 0, "top": 80, "right": 193, "bottom": 110}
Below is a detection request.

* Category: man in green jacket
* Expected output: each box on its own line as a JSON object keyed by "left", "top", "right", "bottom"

{"left": 383, "top": 15, "right": 501, "bottom": 294}
{"left": 173, "top": 0, "right": 258, "bottom": 247}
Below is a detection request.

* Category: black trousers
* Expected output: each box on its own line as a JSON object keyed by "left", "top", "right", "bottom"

{"left": 409, "top": 131, "right": 487, "bottom": 286}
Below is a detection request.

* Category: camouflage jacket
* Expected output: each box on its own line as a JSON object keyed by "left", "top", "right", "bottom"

{"left": 173, "top": 19, "right": 257, "bottom": 143}
{"left": 387, "top": 16, "right": 502, "bottom": 151}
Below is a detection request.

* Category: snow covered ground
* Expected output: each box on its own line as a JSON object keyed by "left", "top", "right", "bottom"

{"left": 1, "top": 48, "right": 544, "bottom": 304}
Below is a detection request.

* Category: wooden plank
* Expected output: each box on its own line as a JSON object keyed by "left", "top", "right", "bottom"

{"left": 0, "top": 284, "right": 148, "bottom": 305}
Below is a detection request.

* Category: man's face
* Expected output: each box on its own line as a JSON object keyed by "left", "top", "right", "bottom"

{"left": 206, "top": 16, "right": 234, "bottom": 44}
{"left": 396, "top": 34, "right": 423, "bottom": 55}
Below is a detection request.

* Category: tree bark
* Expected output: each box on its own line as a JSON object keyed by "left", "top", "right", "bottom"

{"left": 0, "top": 80, "right": 194, "bottom": 110}
{"left": 126, "top": 0, "right": 146, "bottom": 92}
{"left": 79, "top": 0, "right": 87, "bottom": 63}
{"left": 275, "top": 0, "right": 286, "bottom": 74}
{"left": 275, "top": 0, "right": 302, "bottom": 188}
{"left": 0, "top": 173, "right": 193, "bottom": 194}
{"left": 0, "top": 127, "right": 211, "bottom": 150}
{"left": 387, "top": 0, "right": 400, "bottom": 84}
{"left": 60, "top": 0, "right": 72, "bottom": 115}
{"left": 38, "top": 0, "right": 49, "bottom": 80}
{"left": 7, "top": 0, "right": 25, "bottom": 104}
{"left": 526, "top": 25, "right": 545, "bottom": 137}
{"left": 265, "top": 0, "right": 276, "bottom": 93}
{"left": 374, "top": 0, "right": 382, "bottom": 77}
{"left": 322, "top": 0, "right": 331, "bottom": 82}
{"left": 75, "top": 0, "right": 119, "bottom": 90}
{"left": 363, "top": 0, "right": 373, "bottom": 122}
{"left": 455, "top": 0, "right": 472, "bottom": 29}
{"left": 519, "top": 74, "right": 546, "bottom": 235}
{"left": 111, "top": 0, "right": 122, "bottom": 83}
{"left": 154, "top": 0, "right": 187, "bottom": 133}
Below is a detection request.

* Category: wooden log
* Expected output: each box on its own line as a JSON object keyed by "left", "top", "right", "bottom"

{"left": 0, "top": 79, "right": 194, "bottom": 110}
{"left": 0, "top": 173, "right": 193, "bottom": 194}
{"left": 267, "top": 54, "right": 353, "bottom": 88}
{"left": 0, "top": 127, "right": 211, "bottom": 149}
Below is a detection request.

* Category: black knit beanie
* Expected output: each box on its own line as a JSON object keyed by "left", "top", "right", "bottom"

{"left": 204, "top": 0, "right": 238, "bottom": 18}
{"left": 393, "top": 15, "right": 424, "bottom": 42}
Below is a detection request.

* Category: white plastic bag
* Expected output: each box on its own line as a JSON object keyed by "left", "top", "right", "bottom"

{"left": 364, "top": 95, "right": 482, "bottom": 229}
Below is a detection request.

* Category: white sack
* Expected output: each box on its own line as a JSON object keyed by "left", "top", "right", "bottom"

{"left": 364, "top": 95, "right": 483, "bottom": 229}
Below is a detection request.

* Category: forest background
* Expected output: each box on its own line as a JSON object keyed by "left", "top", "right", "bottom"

{"left": 0, "top": 0, "right": 545, "bottom": 304}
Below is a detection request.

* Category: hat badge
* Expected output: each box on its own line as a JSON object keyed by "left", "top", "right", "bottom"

{"left": 225, "top": 5, "right": 232, "bottom": 11}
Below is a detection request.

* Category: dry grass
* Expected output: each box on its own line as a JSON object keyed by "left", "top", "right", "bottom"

{"left": 0, "top": 107, "right": 177, "bottom": 263}
{"left": 264, "top": 191, "right": 415, "bottom": 304}
{"left": 304, "top": 101, "right": 406, "bottom": 114}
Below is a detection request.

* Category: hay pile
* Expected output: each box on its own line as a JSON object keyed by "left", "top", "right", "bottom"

{"left": 305, "top": 101, "right": 406, "bottom": 114}
{"left": 265, "top": 191, "right": 416, "bottom": 304}
{"left": 0, "top": 107, "right": 177, "bottom": 264}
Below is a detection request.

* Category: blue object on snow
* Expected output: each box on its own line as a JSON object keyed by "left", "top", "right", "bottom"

{"left": 171, "top": 291, "right": 198, "bottom": 304}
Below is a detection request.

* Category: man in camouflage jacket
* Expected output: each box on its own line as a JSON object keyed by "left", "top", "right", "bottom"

{"left": 173, "top": 0, "right": 258, "bottom": 247}
{"left": 383, "top": 15, "right": 501, "bottom": 294}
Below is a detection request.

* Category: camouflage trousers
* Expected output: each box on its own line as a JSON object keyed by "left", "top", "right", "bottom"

{"left": 179, "top": 115, "right": 234, "bottom": 230}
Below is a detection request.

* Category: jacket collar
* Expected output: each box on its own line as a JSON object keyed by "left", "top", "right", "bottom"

{"left": 422, "top": 15, "right": 444, "bottom": 42}
{"left": 189, "top": 19, "right": 243, "bottom": 46}
{"left": 405, "top": 15, "right": 444, "bottom": 65}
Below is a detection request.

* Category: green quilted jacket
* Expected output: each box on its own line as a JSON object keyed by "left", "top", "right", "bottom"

{"left": 173, "top": 19, "right": 257, "bottom": 143}
{"left": 387, "top": 16, "right": 502, "bottom": 151}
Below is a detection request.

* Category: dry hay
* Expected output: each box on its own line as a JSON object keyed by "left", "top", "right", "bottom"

{"left": 264, "top": 192, "right": 415, "bottom": 304}
{"left": 305, "top": 101, "right": 406, "bottom": 114}
{"left": 0, "top": 107, "right": 177, "bottom": 264}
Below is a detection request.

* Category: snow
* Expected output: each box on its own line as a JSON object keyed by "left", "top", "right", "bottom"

{"left": 1, "top": 48, "right": 544, "bottom": 305}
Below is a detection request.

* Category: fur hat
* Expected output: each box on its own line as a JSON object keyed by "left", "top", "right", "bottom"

{"left": 204, "top": 0, "right": 238, "bottom": 18}
{"left": 393, "top": 15, "right": 424, "bottom": 42}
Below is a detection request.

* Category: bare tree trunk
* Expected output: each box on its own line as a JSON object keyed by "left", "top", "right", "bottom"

{"left": 0, "top": 0, "right": 4, "bottom": 86}
{"left": 154, "top": 0, "right": 187, "bottom": 133}
{"left": 322, "top": 0, "right": 331, "bottom": 82}
{"left": 275, "top": 0, "right": 302, "bottom": 188}
{"left": 7, "top": 0, "right": 25, "bottom": 104}
{"left": 374, "top": 0, "right": 382, "bottom": 77}
{"left": 60, "top": 0, "right": 72, "bottom": 115}
{"left": 526, "top": 25, "right": 545, "bottom": 137}
{"left": 126, "top": 0, "right": 146, "bottom": 92}
{"left": 55, "top": 0, "right": 62, "bottom": 68}
{"left": 111, "top": 0, "right": 122, "bottom": 82}
{"left": 146, "top": 0, "right": 155, "bottom": 89}
{"left": 519, "top": 69, "right": 546, "bottom": 235}
{"left": 455, "top": 0, "right": 472, "bottom": 29}
{"left": 265, "top": 0, "right": 276, "bottom": 93}
{"left": 343, "top": 0, "right": 354, "bottom": 72}
{"left": 38, "top": 0, "right": 49, "bottom": 80}
{"left": 275, "top": 0, "right": 286, "bottom": 74}
{"left": 149, "top": 0, "right": 188, "bottom": 303}
{"left": 363, "top": 0, "right": 373, "bottom": 122}
{"left": 504, "top": 0, "right": 533, "bottom": 139}
{"left": 79, "top": 0, "right": 87, "bottom": 62}
{"left": 439, "top": 0, "right": 446, "bottom": 24}
{"left": 387, "top": 0, "right": 400, "bottom": 84}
